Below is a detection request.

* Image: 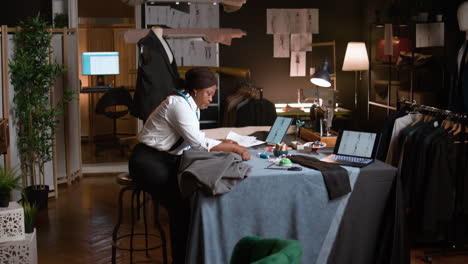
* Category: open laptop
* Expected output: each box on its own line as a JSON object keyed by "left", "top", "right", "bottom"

{"left": 264, "top": 116, "right": 293, "bottom": 144}
{"left": 321, "top": 130, "right": 381, "bottom": 168}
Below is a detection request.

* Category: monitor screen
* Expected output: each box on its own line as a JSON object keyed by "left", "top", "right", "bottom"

{"left": 265, "top": 117, "right": 293, "bottom": 144}
{"left": 82, "top": 52, "right": 120, "bottom": 75}
{"left": 336, "top": 130, "right": 378, "bottom": 158}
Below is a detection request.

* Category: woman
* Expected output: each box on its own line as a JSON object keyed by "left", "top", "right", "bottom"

{"left": 129, "top": 67, "right": 251, "bottom": 264}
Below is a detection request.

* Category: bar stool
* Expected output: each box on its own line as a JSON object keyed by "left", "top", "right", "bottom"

{"left": 111, "top": 172, "right": 168, "bottom": 264}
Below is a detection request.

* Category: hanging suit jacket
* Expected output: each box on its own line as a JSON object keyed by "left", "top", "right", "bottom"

{"left": 131, "top": 30, "right": 180, "bottom": 122}
{"left": 449, "top": 40, "right": 468, "bottom": 113}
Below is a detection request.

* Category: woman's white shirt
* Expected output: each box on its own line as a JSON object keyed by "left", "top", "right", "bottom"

{"left": 138, "top": 94, "right": 221, "bottom": 155}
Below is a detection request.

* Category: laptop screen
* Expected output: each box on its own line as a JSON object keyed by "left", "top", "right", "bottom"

{"left": 265, "top": 117, "right": 293, "bottom": 144}
{"left": 335, "top": 130, "right": 379, "bottom": 158}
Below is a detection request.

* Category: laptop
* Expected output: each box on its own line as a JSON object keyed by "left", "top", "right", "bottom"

{"left": 321, "top": 130, "right": 381, "bottom": 168}
{"left": 264, "top": 116, "right": 293, "bottom": 144}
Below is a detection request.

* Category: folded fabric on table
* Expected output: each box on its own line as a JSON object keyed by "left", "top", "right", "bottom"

{"left": 289, "top": 155, "right": 351, "bottom": 200}
{"left": 177, "top": 151, "right": 252, "bottom": 198}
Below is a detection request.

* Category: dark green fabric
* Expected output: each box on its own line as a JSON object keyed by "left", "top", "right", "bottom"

{"left": 230, "top": 236, "right": 302, "bottom": 264}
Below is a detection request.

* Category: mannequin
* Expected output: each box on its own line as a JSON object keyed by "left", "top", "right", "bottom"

{"left": 450, "top": 2, "right": 468, "bottom": 112}
{"left": 458, "top": 2, "right": 468, "bottom": 38}
{"left": 151, "top": 27, "right": 173, "bottom": 63}
{"left": 131, "top": 26, "right": 180, "bottom": 121}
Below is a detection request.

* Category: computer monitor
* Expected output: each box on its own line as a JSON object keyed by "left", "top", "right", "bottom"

{"left": 82, "top": 52, "right": 119, "bottom": 86}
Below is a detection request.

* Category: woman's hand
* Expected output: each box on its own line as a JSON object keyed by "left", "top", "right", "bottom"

{"left": 236, "top": 146, "right": 252, "bottom": 161}
{"left": 210, "top": 142, "right": 251, "bottom": 160}
{"left": 219, "top": 139, "right": 239, "bottom": 145}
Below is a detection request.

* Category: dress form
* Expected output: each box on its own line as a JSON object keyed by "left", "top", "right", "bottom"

{"left": 152, "top": 27, "right": 173, "bottom": 63}
{"left": 454, "top": 2, "right": 468, "bottom": 112}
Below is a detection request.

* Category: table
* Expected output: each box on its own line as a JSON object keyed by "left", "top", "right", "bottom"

{"left": 185, "top": 149, "right": 396, "bottom": 264}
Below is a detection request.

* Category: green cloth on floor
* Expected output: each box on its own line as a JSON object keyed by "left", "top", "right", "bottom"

{"left": 230, "top": 236, "right": 302, "bottom": 264}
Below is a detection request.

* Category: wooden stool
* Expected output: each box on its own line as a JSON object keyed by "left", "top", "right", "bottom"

{"left": 111, "top": 172, "right": 168, "bottom": 264}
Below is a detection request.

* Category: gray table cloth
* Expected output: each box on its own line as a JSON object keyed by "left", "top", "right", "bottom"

{"left": 185, "top": 150, "right": 370, "bottom": 264}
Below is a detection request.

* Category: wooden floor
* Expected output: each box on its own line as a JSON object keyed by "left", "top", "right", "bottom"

{"left": 36, "top": 174, "right": 171, "bottom": 264}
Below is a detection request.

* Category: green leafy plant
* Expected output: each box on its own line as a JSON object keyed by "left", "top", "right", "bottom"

{"left": 9, "top": 14, "right": 74, "bottom": 190}
{"left": 0, "top": 166, "right": 21, "bottom": 193}
{"left": 21, "top": 196, "right": 38, "bottom": 233}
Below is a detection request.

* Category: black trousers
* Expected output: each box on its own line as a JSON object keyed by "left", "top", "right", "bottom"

{"left": 129, "top": 143, "right": 190, "bottom": 264}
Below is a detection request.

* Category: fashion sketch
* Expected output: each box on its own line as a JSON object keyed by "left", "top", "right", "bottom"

{"left": 274, "top": 34, "right": 290, "bottom": 58}
{"left": 290, "top": 33, "right": 312, "bottom": 52}
{"left": 306, "top": 9, "right": 319, "bottom": 34}
{"left": 290, "top": 51, "right": 306, "bottom": 77}
{"left": 267, "top": 9, "right": 290, "bottom": 34}
{"left": 338, "top": 131, "right": 376, "bottom": 158}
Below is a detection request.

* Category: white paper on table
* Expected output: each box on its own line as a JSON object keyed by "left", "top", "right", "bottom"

{"left": 226, "top": 131, "right": 265, "bottom": 147}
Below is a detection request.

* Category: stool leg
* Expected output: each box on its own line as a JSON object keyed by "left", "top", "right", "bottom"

{"left": 142, "top": 193, "right": 149, "bottom": 257}
{"left": 130, "top": 189, "right": 138, "bottom": 264}
{"left": 112, "top": 186, "right": 131, "bottom": 264}
{"left": 136, "top": 190, "right": 141, "bottom": 221}
{"left": 152, "top": 197, "right": 168, "bottom": 264}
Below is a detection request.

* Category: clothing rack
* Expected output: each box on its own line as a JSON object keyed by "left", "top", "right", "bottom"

{"left": 398, "top": 99, "right": 468, "bottom": 263}
{"left": 398, "top": 100, "right": 468, "bottom": 120}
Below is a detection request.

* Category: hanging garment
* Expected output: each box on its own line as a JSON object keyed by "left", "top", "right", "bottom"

{"left": 235, "top": 99, "right": 277, "bottom": 127}
{"left": 449, "top": 40, "right": 468, "bottom": 113}
{"left": 377, "top": 111, "right": 406, "bottom": 161}
{"left": 131, "top": 30, "right": 180, "bottom": 122}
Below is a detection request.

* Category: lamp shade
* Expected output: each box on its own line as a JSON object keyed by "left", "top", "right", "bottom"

{"left": 342, "top": 42, "right": 369, "bottom": 71}
{"left": 310, "top": 59, "right": 332, "bottom": 88}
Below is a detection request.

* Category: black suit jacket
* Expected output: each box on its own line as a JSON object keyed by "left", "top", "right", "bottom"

{"left": 131, "top": 30, "right": 180, "bottom": 121}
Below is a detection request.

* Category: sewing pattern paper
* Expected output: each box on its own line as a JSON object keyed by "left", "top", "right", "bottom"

{"left": 290, "top": 51, "right": 306, "bottom": 77}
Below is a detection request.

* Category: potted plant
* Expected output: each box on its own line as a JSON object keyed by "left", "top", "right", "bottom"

{"left": 0, "top": 167, "right": 21, "bottom": 207}
{"left": 21, "top": 197, "right": 38, "bottom": 233}
{"left": 9, "top": 15, "right": 74, "bottom": 210}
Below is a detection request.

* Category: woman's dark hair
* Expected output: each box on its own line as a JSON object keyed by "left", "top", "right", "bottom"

{"left": 184, "top": 67, "right": 217, "bottom": 93}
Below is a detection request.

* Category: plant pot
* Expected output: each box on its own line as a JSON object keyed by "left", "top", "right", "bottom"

{"left": 24, "top": 185, "right": 49, "bottom": 210}
{"left": 0, "top": 191, "right": 10, "bottom": 207}
{"left": 24, "top": 219, "right": 36, "bottom": 234}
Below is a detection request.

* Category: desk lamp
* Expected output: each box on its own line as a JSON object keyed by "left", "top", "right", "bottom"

{"left": 310, "top": 59, "right": 332, "bottom": 136}
{"left": 310, "top": 59, "right": 332, "bottom": 88}
{"left": 342, "top": 42, "right": 369, "bottom": 109}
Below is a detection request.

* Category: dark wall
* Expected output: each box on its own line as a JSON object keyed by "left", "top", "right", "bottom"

{"left": 219, "top": 0, "right": 366, "bottom": 110}
{"left": 78, "top": 0, "right": 134, "bottom": 18}
{"left": 0, "top": 0, "right": 52, "bottom": 26}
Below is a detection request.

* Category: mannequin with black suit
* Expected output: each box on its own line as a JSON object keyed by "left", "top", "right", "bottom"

{"left": 131, "top": 27, "right": 180, "bottom": 122}
{"left": 450, "top": 2, "right": 468, "bottom": 112}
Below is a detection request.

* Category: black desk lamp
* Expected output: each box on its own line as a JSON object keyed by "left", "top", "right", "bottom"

{"left": 310, "top": 59, "right": 332, "bottom": 88}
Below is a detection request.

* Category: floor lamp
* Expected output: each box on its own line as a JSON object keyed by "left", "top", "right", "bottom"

{"left": 342, "top": 42, "right": 369, "bottom": 110}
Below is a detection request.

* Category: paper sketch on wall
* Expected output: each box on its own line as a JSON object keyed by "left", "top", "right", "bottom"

{"left": 290, "top": 33, "right": 312, "bottom": 52}
{"left": 267, "top": 8, "right": 319, "bottom": 77}
{"left": 274, "top": 34, "right": 290, "bottom": 58}
{"left": 290, "top": 51, "right": 306, "bottom": 77}
{"left": 267, "top": 9, "right": 319, "bottom": 34}
{"left": 416, "top": 23, "right": 444, "bottom": 48}
{"left": 167, "top": 38, "right": 217, "bottom": 66}
{"left": 146, "top": 3, "right": 219, "bottom": 28}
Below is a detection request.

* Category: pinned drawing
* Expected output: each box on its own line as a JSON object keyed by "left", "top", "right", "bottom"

{"left": 274, "top": 34, "right": 290, "bottom": 58}
{"left": 289, "top": 9, "right": 307, "bottom": 33}
{"left": 416, "top": 23, "right": 444, "bottom": 48}
{"left": 267, "top": 9, "right": 290, "bottom": 34}
{"left": 267, "top": 8, "right": 319, "bottom": 34}
{"left": 290, "top": 33, "right": 312, "bottom": 52}
{"left": 306, "top": 9, "right": 319, "bottom": 34}
{"left": 290, "top": 51, "right": 306, "bottom": 77}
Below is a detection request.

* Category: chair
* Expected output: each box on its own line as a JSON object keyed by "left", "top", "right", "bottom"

{"left": 95, "top": 87, "right": 133, "bottom": 153}
{"left": 230, "top": 236, "right": 302, "bottom": 264}
{"left": 111, "top": 172, "right": 168, "bottom": 264}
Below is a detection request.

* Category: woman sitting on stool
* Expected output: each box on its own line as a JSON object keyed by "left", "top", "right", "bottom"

{"left": 129, "top": 67, "right": 251, "bottom": 264}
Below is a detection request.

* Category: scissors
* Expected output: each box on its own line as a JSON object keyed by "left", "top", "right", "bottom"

{"left": 265, "top": 163, "right": 303, "bottom": 171}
